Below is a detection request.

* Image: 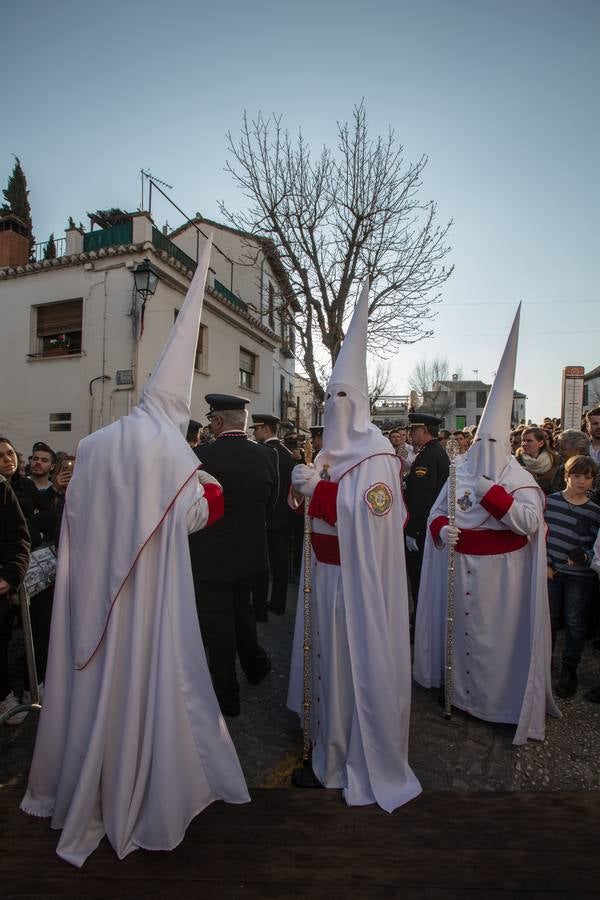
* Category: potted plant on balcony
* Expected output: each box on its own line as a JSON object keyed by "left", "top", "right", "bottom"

{"left": 43, "top": 333, "right": 71, "bottom": 356}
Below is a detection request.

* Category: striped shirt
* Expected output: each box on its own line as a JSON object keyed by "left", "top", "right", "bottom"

{"left": 545, "top": 492, "right": 600, "bottom": 578}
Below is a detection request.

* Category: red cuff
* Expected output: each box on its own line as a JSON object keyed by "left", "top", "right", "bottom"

{"left": 430, "top": 515, "right": 449, "bottom": 545}
{"left": 480, "top": 484, "right": 514, "bottom": 520}
{"left": 308, "top": 480, "right": 339, "bottom": 526}
{"left": 202, "top": 482, "right": 224, "bottom": 527}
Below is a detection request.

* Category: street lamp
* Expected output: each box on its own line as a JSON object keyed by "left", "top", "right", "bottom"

{"left": 133, "top": 258, "right": 160, "bottom": 336}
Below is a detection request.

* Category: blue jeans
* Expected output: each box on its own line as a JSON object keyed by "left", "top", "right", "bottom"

{"left": 548, "top": 574, "right": 595, "bottom": 667}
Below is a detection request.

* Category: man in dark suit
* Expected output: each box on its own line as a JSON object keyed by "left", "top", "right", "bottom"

{"left": 189, "top": 394, "right": 277, "bottom": 717}
{"left": 250, "top": 414, "right": 296, "bottom": 618}
{"left": 404, "top": 413, "right": 450, "bottom": 619}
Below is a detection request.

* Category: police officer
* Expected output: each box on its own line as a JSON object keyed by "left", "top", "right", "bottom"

{"left": 250, "top": 414, "right": 296, "bottom": 617}
{"left": 404, "top": 413, "right": 450, "bottom": 620}
{"left": 309, "top": 425, "right": 324, "bottom": 455}
{"left": 189, "top": 394, "right": 277, "bottom": 717}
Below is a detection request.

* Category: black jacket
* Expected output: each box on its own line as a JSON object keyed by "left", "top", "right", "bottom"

{"left": 8, "top": 475, "right": 57, "bottom": 549}
{"left": 263, "top": 438, "right": 295, "bottom": 531}
{"left": 0, "top": 478, "right": 31, "bottom": 593}
{"left": 404, "top": 439, "right": 450, "bottom": 541}
{"left": 189, "top": 433, "right": 278, "bottom": 582}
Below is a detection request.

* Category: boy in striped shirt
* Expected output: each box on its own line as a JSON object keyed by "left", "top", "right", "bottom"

{"left": 545, "top": 455, "right": 600, "bottom": 698}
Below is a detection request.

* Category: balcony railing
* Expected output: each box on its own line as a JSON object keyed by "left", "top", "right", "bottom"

{"left": 151, "top": 227, "right": 197, "bottom": 271}
{"left": 32, "top": 237, "right": 67, "bottom": 262}
{"left": 213, "top": 279, "right": 248, "bottom": 313}
{"left": 83, "top": 222, "right": 133, "bottom": 252}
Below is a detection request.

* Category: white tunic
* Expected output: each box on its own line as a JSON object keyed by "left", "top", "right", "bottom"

{"left": 21, "top": 476, "right": 249, "bottom": 867}
{"left": 288, "top": 453, "right": 422, "bottom": 811}
{"left": 413, "top": 461, "right": 560, "bottom": 744}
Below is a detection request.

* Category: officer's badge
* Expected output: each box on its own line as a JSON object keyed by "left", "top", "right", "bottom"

{"left": 457, "top": 491, "right": 473, "bottom": 511}
{"left": 364, "top": 482, "right": 393, "bottom": 516}
{"left": 415, "top": 466, "right": 428, "bottom": 478}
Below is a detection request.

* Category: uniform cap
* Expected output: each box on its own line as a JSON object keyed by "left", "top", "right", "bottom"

{"left": 205, "top": 394, "right": 249, "bottom": 415}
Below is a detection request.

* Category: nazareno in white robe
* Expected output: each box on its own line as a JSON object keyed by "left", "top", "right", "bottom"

{"left": 413, "top": 457, "right": 560, "bottom": 744}
{"left": 288, "top": 451, "right": 422, "bottom": 812}
{"left": 21, "top": 412, "right": 249, "bottom": 867}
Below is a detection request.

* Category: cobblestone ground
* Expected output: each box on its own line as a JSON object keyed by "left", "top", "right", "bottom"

{"left": 3, "top": 584, "right": 600, "bottom": 793}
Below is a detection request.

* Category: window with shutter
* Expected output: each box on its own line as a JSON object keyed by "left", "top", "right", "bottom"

{"left": 239, "top": 347, "right": 257, "bottom": 390}
{"left": 35, "top": 299, "right": 83, "bottom": 357}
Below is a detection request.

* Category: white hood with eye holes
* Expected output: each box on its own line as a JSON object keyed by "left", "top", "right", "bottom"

{"left": 317, "top": 282, "right": 394, "bottom": 480}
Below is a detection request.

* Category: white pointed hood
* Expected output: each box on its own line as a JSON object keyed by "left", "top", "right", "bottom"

{"left": 66, "top": 239, "right": 213, "bottom": 669}
{"left": 463, "top": 304, "right": 521, "bottom": 482}
{"left": 318, "top": 281, "right": 393, "bottom": 479}
{"left": 139, "top": 236, "right": 213, "bottom": 436}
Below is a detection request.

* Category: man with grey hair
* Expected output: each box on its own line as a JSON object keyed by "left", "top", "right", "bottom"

{"left": 189, "top": 394, "right": 277, "bottom": 717}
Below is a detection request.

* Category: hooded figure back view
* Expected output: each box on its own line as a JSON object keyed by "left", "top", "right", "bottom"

{"left": 21, "top": 237, "right": 250, "bottom": 867}
{"left": 288, "top": 282, "right": 422, "bottom": 811}
{"left": 413, "top": 305, "right": 559, "bottom": 743}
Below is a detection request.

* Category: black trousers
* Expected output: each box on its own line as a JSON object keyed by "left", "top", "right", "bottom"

{"left": 194, "top": 578, "right": 270, "bottom": 710}
{"left": 405, "top": 536, "right": 425, "bottom": 622}
{"left": 252, "top": 527, "right": 289, "bottom": 618}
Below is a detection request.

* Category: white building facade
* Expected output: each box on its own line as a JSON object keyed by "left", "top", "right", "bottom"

{"left": 0, "top": 211, "right": 295, "bottom": 454}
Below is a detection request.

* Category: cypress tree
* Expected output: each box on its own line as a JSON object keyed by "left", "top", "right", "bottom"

{"left": 43, "top": 232, "right": 57, "bottom": 259}
{"left": 1, "top": 156, "right": 35, "bottom": 257}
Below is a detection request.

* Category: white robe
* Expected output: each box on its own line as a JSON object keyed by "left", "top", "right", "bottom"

{"left": 21, "top": 477, "right": 249, "bottom": 867}
{"left": 413, "top": 463, "right": 560, "bottom": 744}
{"left": 288, "top": 453, "right": 422, "bottom": 812}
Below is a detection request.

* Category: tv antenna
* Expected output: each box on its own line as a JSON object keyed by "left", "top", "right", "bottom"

{"left": 140, "top": 169, "right": 174, "bottom": 214}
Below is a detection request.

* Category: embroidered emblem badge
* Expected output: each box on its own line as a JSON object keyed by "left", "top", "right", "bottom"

{"left": 364, "top": 482, "right": 393, "bottom": 516}
{"left": 457, "top": 491, "right": 473, "bottom": 511}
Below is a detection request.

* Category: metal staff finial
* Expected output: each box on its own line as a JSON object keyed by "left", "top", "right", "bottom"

{"left": 444, "top": 434, "right": 460, "bottom": 720}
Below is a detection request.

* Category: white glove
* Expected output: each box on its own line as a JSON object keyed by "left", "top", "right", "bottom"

{"left": 197, "top": 468, "right": 222, "bottom": 488}
{"left": 440, "top": 524, "right": 461, "bottom": 547}
{"left": 405, "top": 535, "right": 419, "bottom": 553}
{"left": 291, "top": 464, "right": 321, "bottom": 498}
{"left": 474, "top": 475, "right": 494, "bottom": 499}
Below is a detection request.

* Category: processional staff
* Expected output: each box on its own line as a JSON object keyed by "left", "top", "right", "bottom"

{"left": 444, "top": 434, "right": 460, "bottom": 720}
{"left": 301, "top": 437, "right": 314, "bottom": 766}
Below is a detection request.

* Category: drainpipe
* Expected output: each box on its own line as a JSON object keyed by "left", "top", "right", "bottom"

{"left": 89, "top": 375, "right": 111, "bottom": 434}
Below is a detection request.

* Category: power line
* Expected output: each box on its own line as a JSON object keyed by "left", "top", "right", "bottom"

{"left": 442, "top": 299, "right": 599, "bottom": 307}
{"left": 436, "top": 330, "right": 600, "bottom": 336}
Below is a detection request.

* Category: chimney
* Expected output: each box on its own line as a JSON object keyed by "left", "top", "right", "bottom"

{"left": 0, "top": 215, "right": 30, "bottom": 268}
{"left": 452, "top": 373, "right": 458, "bottom": 381}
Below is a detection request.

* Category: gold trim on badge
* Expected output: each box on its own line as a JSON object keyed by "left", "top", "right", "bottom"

{"left": 364, "top": 482, "right": 393, "bottom": 516}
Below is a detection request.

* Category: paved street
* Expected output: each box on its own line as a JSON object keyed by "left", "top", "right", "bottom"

{"left": 3, "top": 583, "right": 600, "bottom": 795}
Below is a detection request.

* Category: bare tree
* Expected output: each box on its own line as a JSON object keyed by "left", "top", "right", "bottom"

{"left": 368, "top": 362, "right": 394, "bottom": 414}
{"left": 221, "top": 103, "right": 453, "bottom": 402}
{"left": 409, "top": 356, "right": 463, "bottom": 417}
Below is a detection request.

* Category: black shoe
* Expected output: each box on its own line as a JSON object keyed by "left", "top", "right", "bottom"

{"left": 292, "top": 765, "right": 323, "bottom": 789}
{"left": 585, "top": 685, "right": 600, "bottom": 704}
{"left": 246, "top": 659, "right": 272, "bottom": 685}
{"left": 555, "top": 663, "right": 578, "bottom": 699}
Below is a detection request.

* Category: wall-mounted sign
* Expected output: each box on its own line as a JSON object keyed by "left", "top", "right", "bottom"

{"left": 116, "top": 369, "right": 134, "bottom": 387}
{"left": 561, "top": 366, "right": 585, "bottom": 429}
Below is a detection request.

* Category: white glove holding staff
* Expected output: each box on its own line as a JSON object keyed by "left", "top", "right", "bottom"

{"left": 292, "top": 464, "right": 321, "bottom": 498}
{"left": 440, "top": 525, "right": 461, "bottom": 547}
{"left": 405, "top": 535, "right": 419, "bottom": 553}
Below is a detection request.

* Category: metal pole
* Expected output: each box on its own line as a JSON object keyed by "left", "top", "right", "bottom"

{"left": 0, "top": 586, "right": 41, "bottom": 725}
{"left": 301, "top": 439, "right": 314, "bottom": 764}
{"left": 444, "top": 435, "right": 459, "bottom": 720}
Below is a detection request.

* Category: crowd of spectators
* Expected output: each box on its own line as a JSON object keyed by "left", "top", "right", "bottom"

{"left": 0, "top": 437, "right": 73, "bottom": 723}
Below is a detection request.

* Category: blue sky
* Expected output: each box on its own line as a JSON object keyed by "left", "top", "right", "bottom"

{"left": 2, "top": 0, "right": 598, "bottom": 421}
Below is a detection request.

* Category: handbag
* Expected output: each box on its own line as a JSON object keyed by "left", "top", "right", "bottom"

{"left": 24, "top": 544, "right": 57, "bottom": 597}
